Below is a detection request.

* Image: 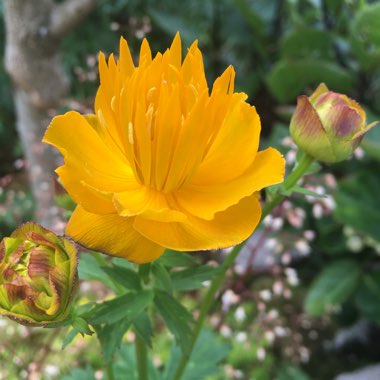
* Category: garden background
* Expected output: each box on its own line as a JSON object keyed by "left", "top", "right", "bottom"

{"left": 1, "top": 0, "right": 380, "bottom": 379}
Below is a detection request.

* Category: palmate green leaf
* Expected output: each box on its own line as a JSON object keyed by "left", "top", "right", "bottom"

{"left": 334, "top": 170, "right": 380, "bottom": 243}
{"left": 164, "top": 329, "right": 229, "bottom": 380}
{"left": 170, "top": 266, "right": 221, "bottom": 291}
{"left": 305, "top": 260, "right": 362, "bottom": 316}
{"left": 154, "top": 290, "right": 193, "bottom": 353}
{"left": 355, "top": 271, "right": 380, "bottom": 324}
{"left": 133, "top": 311, "right": 154, "bottom": 348}
{"left": 152, "top": 263, "right": 173, "bottom": 293}
{"left": 62, "top": 328, "right": 79, "bottom": 350}
{"left": 266, "top": 59, "right": 354, "bottom": 103}
{"left": 112, "top": 344, "right": 163, "bottom": 380}
{"left": 94, "top": 319, "right": 131, "bottom": 363}
{"left": 78, "top": 252, "right": 117, "bottom": 291}
{"left": 101, "top": 265, "right": 141, "bottom": 291}
{"left": 86, "top": 290, "right": 154, "bottom": 325}
{"left": 157, "top": 249, "right": 198, "bottom": 268}
{"left": 71, "top": 317, "right": 94, "bottom": 336}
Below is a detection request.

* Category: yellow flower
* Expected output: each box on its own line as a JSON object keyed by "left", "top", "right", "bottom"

{"left": 43, "top": 33, "right": 285, "bottom": 263}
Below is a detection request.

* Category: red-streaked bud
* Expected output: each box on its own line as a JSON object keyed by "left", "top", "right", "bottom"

{"left": 0, "top": 223, "right": 78, "bottom": 326}
{"left": 290, "top": 83, "right": 378, "bottom": 163}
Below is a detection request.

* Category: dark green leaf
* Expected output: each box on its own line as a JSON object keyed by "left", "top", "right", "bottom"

{"left": 164, "top": 329, "right": 229, "bottom": 380}
{"left": 305, "top": 260, "right": 361, "bottom": 316}
{"left": 355, "top": 271, "right": 380, "bottom": 324}
{"left": 152, "top": 263, "right": 173, "bottom": 293}
{"left": 266, "top": 59, "right": 354, "bottom": 103}
{"left": 133, "top": 311, "right": 154, "bottom": 348}
{"left": 87, "top": 290, "right": 154, "bottom": 325}
{"left": 335, "top": 171, "right": 380, "bottom": 242}
{"left": 154, "top": 290, "right": 193, "bottom": 352}
{"left": 95, "top": 319, "right": 131, "bottom": 363}
{"left": 62, "top": 328, "right": 79, "bottom": 350}
{"left": 281, "top": 27, "right": 334, "bottom": 60}
{"left": 78, "top": 252, "right": 117, "bottom": 291}
{"left": 171, "top": 266, "right": 221, "bottom": 291}
{"left": 158, "top": 250, "right": 198, "bottom": 268}
{"left": 101, "top": 265, "right": 141, "bottom": 291}
{"left": 111, "top": 344, "right": 163, "bottom": 380}
{"left": 111, "top": 257, "right": 135, "bottom": 270}
{"left": 71, "top": 317, "right": 94, "bottom": 336}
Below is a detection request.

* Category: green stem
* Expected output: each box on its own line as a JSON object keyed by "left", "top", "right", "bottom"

{"left": 135, "top": 264, "right": 150, "bottom": 380}
{"left": 139, "top": 263, "right": 151, "bottom": 285}
{"left": 172, "top": 152, "right": 314, "bottom": 380}
{"left": 107, "top": 362, "right": 115, "bottom": 380}
{"left": 135, "top": 333, "right": 148, "bottom": 380}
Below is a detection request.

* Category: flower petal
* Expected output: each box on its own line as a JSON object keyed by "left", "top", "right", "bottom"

{"left": 133, "top": 194, "right": 261, "bottom": 251}
{"left": 113, "top": 187, "right": 187, "bottom": 222}
{"left": 44, "top": 111, "right": 137, "bottom": 191}
{"left": 191, "top": 97, "right": 261, "bottom": 184}
{"left": 175, "top": 148, "right": 284, "bottom": 220}
{"left": 56, "top": 163, "right": 116, "bottom": 214}
{"left": 43, "top": 111, "right": 140, "bottom": 212}
{"left": 66, "top": 206, "right": 165, "bottom": 263}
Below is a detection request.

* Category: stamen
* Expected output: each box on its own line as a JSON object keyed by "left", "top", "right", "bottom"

{"left": 147, "top": 87, "right": 157, "bottom": 103}
{"left": 111, "top": 96, "right": 117, "bottom": 112}
{"left": 97, "top": 110, "right": 106, "bottom": 129}
{"left": 128, "top": 122, "right": 134, "bottom": 144}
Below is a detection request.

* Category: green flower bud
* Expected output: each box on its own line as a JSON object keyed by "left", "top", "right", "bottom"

{"left": 290, "top": 83, "right": 378, "bottom": 163}
{"left": 0, "top": 223, "right": 78, "bottom": 326}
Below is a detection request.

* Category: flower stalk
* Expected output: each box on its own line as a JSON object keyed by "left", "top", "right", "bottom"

{"left": 135, "top": 333, "right": 148, "bottom": 380}
{"left": 172, "top": 151, "right": 314, "bottom": 380}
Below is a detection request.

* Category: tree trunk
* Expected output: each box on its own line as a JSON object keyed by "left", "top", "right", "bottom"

{"left": 3, "top": 0, "right": 95, "bottom": 230}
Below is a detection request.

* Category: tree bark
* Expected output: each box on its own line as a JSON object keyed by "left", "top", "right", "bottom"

{"left": 3, "top": 0, "right": 95, "bottom": 230}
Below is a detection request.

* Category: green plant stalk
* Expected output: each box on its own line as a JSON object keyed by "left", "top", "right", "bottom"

{"left": 135, "top": 333, "right": 148, "bottom": 380}
{"left": 107, "top": 362, "right": 115, "bottom": 380}
{"left": 172, "top": 151, "right": 314, "bottom": 380}
{"left": 135, "top": 264, "right": 150, "bottom": 380}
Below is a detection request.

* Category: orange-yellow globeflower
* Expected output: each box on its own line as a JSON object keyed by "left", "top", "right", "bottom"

{"left": 43, "top": 33, "right": 285, "bottom": 263}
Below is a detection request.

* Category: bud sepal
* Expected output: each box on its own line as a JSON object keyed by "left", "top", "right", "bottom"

{"left": 290, "top": 83, "right": 378, "bottom": 163}
{"left": 0, "top": 223, "right": 78, "bottom": 326}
